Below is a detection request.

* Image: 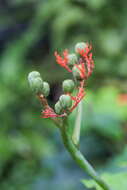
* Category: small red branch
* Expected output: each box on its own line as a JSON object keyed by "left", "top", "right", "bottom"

{"left": 69, "top": 81, "right": 85, "bottom": 112}
{"left": 41, "top": 106, "right": 66, "bottom": 118}
{"left": 75, "top": 62, "right": 87, "bottom": 79}
{"left": 41, "top": 107, "right": 58, "bottom": 118}
{"left": 78, "top": 44, "right": 94, "bottom": 78}
{"left": 54, "top": 50, "right": 72, "bottom": 72}
{"left": 37, "top": 95, "right": 66, "bottom": 118}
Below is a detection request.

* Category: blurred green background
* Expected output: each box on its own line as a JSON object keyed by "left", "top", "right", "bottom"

{"left": 0, "top": 0, "right": 127, "bottom": 189}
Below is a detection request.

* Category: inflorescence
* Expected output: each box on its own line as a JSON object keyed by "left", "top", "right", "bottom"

{"left": 28, "top": 42, "right": 94, "bottom": 118}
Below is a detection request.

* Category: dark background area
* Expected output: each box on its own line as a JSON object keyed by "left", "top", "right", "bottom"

{"left": 0, "top": 0, "right": 127, "bottom": 189}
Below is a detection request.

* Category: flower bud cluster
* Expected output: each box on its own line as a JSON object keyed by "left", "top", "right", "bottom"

{"left": 54, "top": 79, "right": 74, "bottom": 115}
{"left": 28, "top": 42, "right": 94, "bottom": 118}
{"left": 28, "top": 71, "right": 50, "bottom": 97}
{"left": 55, "top": 42, "right": 94, "bottom": 81}
{"left": 55, "top": 95, "right": 72, "bottom": 114}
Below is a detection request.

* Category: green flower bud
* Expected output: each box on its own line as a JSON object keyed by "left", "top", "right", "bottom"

{"left": 54, "top": 101, "right": 63, "bottom": 114}
{"left": 28, "top": 71, "right": 41, "bottom": 81}
{"left": 59, "top": 95, "right": 72, "bottom": 109}
{"left": 72, "top": 65, "right": 82, "bottom": 80}
{"left": 42, "top": 82, "right": 50, "bottom": 97}
{"left": 62, "top": 79, "right": 75, "bottom": 93}
{"left": 67, "top": 53, "right": 78, "bottom": 66}
{"left": 75, "top": 42, "right": 87, "bottom": 54}
{"left": 28, "top": 77, "right": 44, "bottom": 94}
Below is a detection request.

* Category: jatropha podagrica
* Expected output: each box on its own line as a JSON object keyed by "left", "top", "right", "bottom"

{"left": 28, "top": 42, "right": 94, "bottom": 119}
{"left": 27, "top": 44, "right": 112, "bottom": 190}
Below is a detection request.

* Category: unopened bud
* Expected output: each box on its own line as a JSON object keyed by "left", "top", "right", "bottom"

{"left": 42, "top": 82, "right": 50, "bottom": 97}
{"left": 75, "top": 42, "right": 87, "bottom": 54}
{"left": 62, "top": 79, "right": 75, "bottom": 93}
{"left": 28, "top": 76, "right": 44, "bottom": 94}
{"left": 67, "top": 53, "right": 78, "bottom": 66}
{"left": 54, "top": 101, "right": 63, "bottom": 114}
{"left": 59, "top": 95, "right": 72, "bottom": 109}
{"left": 28, "top": 71, "right": 41, "bottom": 81}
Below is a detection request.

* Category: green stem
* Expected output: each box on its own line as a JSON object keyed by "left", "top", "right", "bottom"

{"left": 72, "top": 101, "right": 82, "bottom": 146}
{"left": 60, "top": 120, "right": 112, "bottom": 190}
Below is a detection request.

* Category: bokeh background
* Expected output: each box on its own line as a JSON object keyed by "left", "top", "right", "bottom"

{"left": 0, "top": 0, "right": 127, "bottom": 189}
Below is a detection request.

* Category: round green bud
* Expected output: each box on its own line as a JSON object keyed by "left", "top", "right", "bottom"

{"left": 75, "top": 42, "right": 87, "bottom": 54}
{"left": 72, "top": 65, "right": 82, "bottom": 80}
{"left": 28, "top": 77, "right": 44, "bottom": 94}
{"left": 62, "top": 79, "right": 75, "bottom": 93}
{"left": 28, "top": 71, "right": 41, "bottom": 81}
{"left": 54, "top": 101, "right": 63, "bottom": 114}
{"left": 42, "top": 82, "right": 50, "bottom": 97}
{"left": 59, "top": 95, "right": 72, "bottom": 109}
{"left": 67, "top": 53, "right": 78, "bottom": 66}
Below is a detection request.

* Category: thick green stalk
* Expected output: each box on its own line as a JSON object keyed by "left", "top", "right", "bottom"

{"left": 60, "top": 120, "right": 112, "bottom": 190}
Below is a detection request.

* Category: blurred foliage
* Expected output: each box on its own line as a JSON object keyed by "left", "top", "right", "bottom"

{"left": 83, "top": 146, "right": 127, "bottom": 190}
{"left": 0, "top": 0, "right": 127, "bottom": 189}
{"left": 83, "top": 172, "right": 127, "bottom": 190}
